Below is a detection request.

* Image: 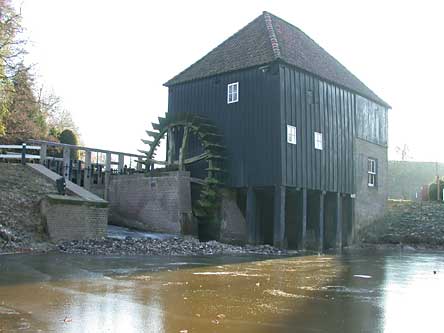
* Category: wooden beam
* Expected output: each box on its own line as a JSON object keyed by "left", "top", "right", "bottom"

{"left": 246, "top": 187, "right": 256, "bottom": 245}
{"left": 273, "top": 185, "right": 286, "bottom": 248}
{"left": 63, "top": 147, "right": 70, "bottom": 179}
{"left": 319, "top": 192, "right": 325, "bottom": 253}
{"left": 184, "top": 152, "right": 209, "bottom": 165}
{"left": 118, "top": 153, "right": 124, "bottom": 174}
{"left": 39, "top": 143, "right": 47, "bottom": 165}
{"left": 167, "top": 128, "right": 175, "bottom": 165}
{"left": 104, "top": 152, "right": 111, "bottom": 201}
{"left": 178, "top": 126, "right": 190, "bottom": 171}
{"left": 28, "top": 139, "right": 146, "bottom": 159}
{"left": 83, "top": 150, "right": 92, "bottom": 190}
{"left": 299, "top": 188, "right": 307, "bottom": 251}
{"left": 336, "top": 192, "right": 342, "bottom": 251}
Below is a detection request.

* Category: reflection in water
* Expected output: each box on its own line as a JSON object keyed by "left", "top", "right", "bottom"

{"left": 383, "top": 256, "right": 444, "bottom": 333}
{"left": 0, "top": 252, "right": 443, "bottom": 332}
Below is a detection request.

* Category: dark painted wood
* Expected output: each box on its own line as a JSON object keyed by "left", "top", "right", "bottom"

{"left": 280, "top": 64, "right": 357, "bottom": 194}
{"left": 300, "top": 188, "right": 307, "bottom": 251}
{"left": 246, "top": 186, "right": 256, "bottom": 244}
{"left": 168, "top": 65, "right": 281, "bottom": 188}
{"left": 319, "top": 192, "right": 325, "bottom": 253}
{"left": 168, "top": 61, "right": 386, "bottom": 193}
{"left": 273, "top": 185, "right": 286, "bottom": 248}
{"left": 336, "top": 192, "right": 342, "bottom": 250}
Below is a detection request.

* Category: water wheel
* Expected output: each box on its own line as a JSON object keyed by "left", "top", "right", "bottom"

{"left": 139, "top": 112, "right": 227, "bottom": 219}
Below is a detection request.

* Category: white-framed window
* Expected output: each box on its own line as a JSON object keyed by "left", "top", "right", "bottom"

{"left": 314, "top": 132, "right": 323, "bottom": 150}
{"left": 287, "top": 125, "right": 296, "bottom": 145}
{"left": 368, "top": 158, "right": 377, "bottom": 187}
{"left": 227, "top": 82, "right": 239, "bottom": 104}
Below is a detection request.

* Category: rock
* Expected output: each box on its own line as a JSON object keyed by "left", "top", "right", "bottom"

{"left": 55, "top": 236, "right": 289, "bottom": 256}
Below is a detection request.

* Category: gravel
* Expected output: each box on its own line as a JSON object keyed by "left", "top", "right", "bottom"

{"left": 57, "top": 237, "right": 288, "bottom": 256}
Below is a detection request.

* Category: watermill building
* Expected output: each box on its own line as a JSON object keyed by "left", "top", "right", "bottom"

{"left": 149, "top": 11, "right": 390, "bottom": 250}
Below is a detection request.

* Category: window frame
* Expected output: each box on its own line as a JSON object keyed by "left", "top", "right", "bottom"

{"left": 227, "top": 82, "right": 239, "bottom": 104}
{"left": 287, "top": 125, "right": 297, "bottom": 145}
{"left": 368, "top": 158, "right": 377, "bottom": 187}
{"left": 314, "top": 132, "right": 323, "bottom": 150}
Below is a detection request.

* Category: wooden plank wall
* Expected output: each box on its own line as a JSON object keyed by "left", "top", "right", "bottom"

{"left": 168, "top": 65, "right": 281, "bottom": 188}
{"left": 280, "top": 65, "right": 356, "bottom": 194}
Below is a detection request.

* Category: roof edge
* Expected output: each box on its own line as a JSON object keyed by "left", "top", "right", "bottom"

{"left": 277, "top": 59, "right": 391, "bottom": 108}
{"left": 263, "top": 11, "right": 281, "bottom": 59}
{"left": 163, "top": 61, "right": 274, "bottom": 87}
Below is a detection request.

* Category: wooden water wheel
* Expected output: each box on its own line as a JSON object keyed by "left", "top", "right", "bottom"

{"left": 139, "top": 112, "right": 227, "bottom": 218}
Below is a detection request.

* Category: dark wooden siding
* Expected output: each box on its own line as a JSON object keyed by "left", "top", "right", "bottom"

{"left": 168, "top": 65, "right": 281, "bottom": 188}
{"left": 279, "top": 65, "right": 356, "bottom": 194}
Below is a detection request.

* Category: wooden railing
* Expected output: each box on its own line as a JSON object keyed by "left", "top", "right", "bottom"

{"left": 1, "top": 140, "right": 150, "bottom": 200}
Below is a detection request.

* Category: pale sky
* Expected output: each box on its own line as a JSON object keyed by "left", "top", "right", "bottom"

{"left": 16, "top": 0, "right": 444, "bottom": 162}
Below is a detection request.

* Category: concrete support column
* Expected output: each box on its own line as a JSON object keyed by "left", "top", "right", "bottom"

{"left": 39, "top": 143, "right": 47, "bottom": 165}
{"left": 84, "top": 150, "right": 92, "bottom": 190}
{"left": 246, "top": 187, "right": 256, "bottom": 244}
{"left": 118, "top": 153, "right": 124, "bottom": 174}
{"left": 336, "top": 192, "right": 342, "bottom": 250}
{"left": 299, "top": 188, "right": 307, "bottom": 251}
{"left": 104, "top": 152, "right": 111, "bottom": 201}
{"left": 63, "top": 147, "right": 71, "bottom": 179}
{"left": 273, "top": 185, "right": 286, "bottom": 248}
{"left": 319, "top": 191, "right": 325, "bottom": 253}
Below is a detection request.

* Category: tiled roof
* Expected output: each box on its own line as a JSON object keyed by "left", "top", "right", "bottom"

{"left": 165, "top": 11, "right": 390, "bottom": 108}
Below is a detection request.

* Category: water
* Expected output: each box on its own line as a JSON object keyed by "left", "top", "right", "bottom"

{"left": 0, "top": 250, "right": 443, "bottom": 332}
{"left": 107, "top": 225, "right": 176, "bottom": 241}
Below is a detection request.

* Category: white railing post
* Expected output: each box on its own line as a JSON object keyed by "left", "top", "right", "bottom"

{"left": 104, "top": 152, "right": 111, "bottom": 200}
{"left": 137, "top": 157, "right": 143, "bottom": 171}
{"left": 63, "top": 147, "right": 71, "bottom": 179}
{"left": 84, "top": 150, "right": 92, "bottom": 190}
{"left": 118, "top": 153, "right": 124, "bottom": 174}
{"left": 39, "top": 143, "right": 47, "bottom": 165}
{"left": 21, "top": 143, "right": 26, "bottom": 165}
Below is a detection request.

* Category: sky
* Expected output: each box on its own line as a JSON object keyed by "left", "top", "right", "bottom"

{"left": 15, "top": 0, "right": 444, "bottom": 161}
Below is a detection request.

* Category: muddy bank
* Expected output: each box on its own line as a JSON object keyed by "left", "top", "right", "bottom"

{"left": 359, "top": 200, "right": 444, "bottom": 249}
{"left": 0, "top": 163, "right": 57, "bottom": 254}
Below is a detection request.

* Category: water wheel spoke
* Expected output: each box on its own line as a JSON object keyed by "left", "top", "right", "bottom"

{"left": 142, "top": 112, "right": 226, "bottom": 219}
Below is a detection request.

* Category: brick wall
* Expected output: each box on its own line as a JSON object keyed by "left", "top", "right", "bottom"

{"left": 354, "top": 138, "right": 388, "bottom": 237}
{"left": 41, "top": 195, "right": 108, "bottom": 241}
{"left": 107, "top": 172, "right": 195, "bottom": 235}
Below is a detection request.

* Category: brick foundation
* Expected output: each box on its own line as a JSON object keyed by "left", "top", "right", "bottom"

{"left": 107, "top": 172, "right": 196, "bottom": 236}
{"left": 41, "top": 194, "right": 108, "bottom": 241}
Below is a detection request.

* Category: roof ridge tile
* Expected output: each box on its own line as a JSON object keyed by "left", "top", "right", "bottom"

{"left": 263, "top": 11, "right": 281, "bottom": 59}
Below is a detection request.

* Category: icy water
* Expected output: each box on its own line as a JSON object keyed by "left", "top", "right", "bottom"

{"left": 0, "top": 251, "right": 443, "bottom": 333}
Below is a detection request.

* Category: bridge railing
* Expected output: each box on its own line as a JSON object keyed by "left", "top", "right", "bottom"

{"left": 20, "top": 139, "right": 149, "bottom": 200}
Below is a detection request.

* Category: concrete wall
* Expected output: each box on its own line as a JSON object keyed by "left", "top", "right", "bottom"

{"left": 41, "top": 194, "right": 108, "bottom": 241}
{"left": 107, "top": 172, "right": 195, "bottom": 235}
{"left": 354, "top": 138, "right": 388, "bottom": 237}
{"left": 219, "top": 189, "right": 246, "bottom": 244}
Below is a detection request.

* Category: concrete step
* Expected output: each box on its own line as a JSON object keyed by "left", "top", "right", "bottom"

{"left": 28, "top": 164, "right": 107, "bottom": 203}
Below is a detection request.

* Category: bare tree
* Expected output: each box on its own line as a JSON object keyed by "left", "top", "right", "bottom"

{"left": 0, "top": 0, "right": 28, "bottom": 80}
{"left": 395, "top": 144, "right": 411, "bottom": 161}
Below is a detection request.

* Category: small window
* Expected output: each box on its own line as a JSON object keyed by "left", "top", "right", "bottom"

{"left": 227, "top": 82, "right": 239, "bottom": 104}
{"left": 368, "top": 158, "right": 377, "bottom": 187}
{"left": 314, "top": 132, "right": 323, "bottom": 150}
{"left": 287, "top": 125, "right": 296, "bottom": 145}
